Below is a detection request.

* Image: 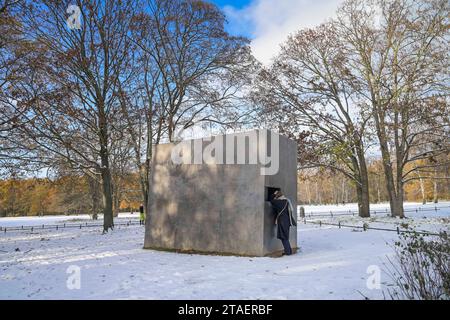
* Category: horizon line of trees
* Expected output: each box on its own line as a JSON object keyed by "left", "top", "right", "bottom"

{"left": 0, "top": 173, "right": 142, "bottom": 217}
{"left": 1, "top": 0, "right": 449, "bottom": 226}
{"left": 1, "top": 155, "right": 449, "bottom": 217}
{"left": 298, "top": 157, "right": 450, "bottom": 205}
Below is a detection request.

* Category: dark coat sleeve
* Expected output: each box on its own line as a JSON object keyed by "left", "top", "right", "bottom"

{"left": 269, "top": 199, "right": 291, "bottom": 240}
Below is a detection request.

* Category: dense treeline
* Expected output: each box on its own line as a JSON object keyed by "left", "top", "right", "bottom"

{"left": 0, "top": 174, "right": 141, "bottom": 217}
{"left": 0, "top": 0, "right": 449, "bottom": 224}
{"left": 298, "top": 158, "right": 450, "bottom": 205}
{"left": 1, "top": 156, "right": 448, "bottom": 217}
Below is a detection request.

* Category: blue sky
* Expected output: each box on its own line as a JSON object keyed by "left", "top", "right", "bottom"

{"left": 212, "top": 0, "right": 251, "bottom": 9}
{"left": 211, "top": 0, "right": 344, "bottom": 64}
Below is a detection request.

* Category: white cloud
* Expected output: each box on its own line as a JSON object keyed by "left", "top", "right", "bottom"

{"left": 224, "top": 0, "right": 344, "bottom": 65}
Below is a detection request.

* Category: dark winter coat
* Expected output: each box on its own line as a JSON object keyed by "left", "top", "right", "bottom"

{"left": 270, "top": 196, "right": 296, "bottom": 240}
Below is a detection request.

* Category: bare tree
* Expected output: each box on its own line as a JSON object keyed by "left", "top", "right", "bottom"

{"left": 254, "top": 23, "right": 373, "bottom": 217}
{"left": 16, "top": 0, "right": 138, "bottom": 231}
{"left": 0, "top": 1, "right": 35, "bottom": 176}
{"left": 117, "top": 0, "right": 257, "bottom": 215}
{"left": 336, "top": 0, "right": 450, "bottom": 217}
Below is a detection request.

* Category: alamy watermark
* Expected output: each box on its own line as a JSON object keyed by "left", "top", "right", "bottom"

{"left": 366, "top": 265, "right": 381, "bottom": 290}
{"left": 171, "top": 128, "right": 280, "bottom": 176}
{"left": 66, "top": 5, "right": 81, "bottom": 30}
{"left": 66, "top": 265, "right": 81, "bottom": 290}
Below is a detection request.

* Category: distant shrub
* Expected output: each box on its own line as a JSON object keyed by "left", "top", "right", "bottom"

{"left": 386, "top": 230, "right": 450, "bottom": 300}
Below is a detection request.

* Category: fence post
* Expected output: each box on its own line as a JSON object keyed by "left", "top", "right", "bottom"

{"left": 304, "top": 217, "right": 306, "bottom": 224}
{"left": 363, "top": 223, "right": 366, "bottom": 231}
{"left": 397, "top": 226, "right": 400, "bottom": 235}
{"left": 56, "top": 225, "right": 58, "bottom": 230}
{"left": 299, "top": 207, "right": 305, "bottom": 218}
{"left": 31, "top": 227, "right": 33, "bottom": 232}
{"left": 338, "top": 221, "right": 341, "bottom": 229}
{"left": 4, "top": 227, "right": 6, "bottom": 233}
{"left": 319, "top": 220, "right": 322, "bottom": 227}
{"left": 80, "top": 224, "right": 82, "bottom": 229}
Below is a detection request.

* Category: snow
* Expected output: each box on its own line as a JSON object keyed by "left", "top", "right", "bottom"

{"left": 0, "top": 213, "right": 139, "bottom": 228}
{"left": 301, "top": 202, "right": 450, "bottom": 235}
{"left": 302, "top": 201, "right": 450, "bottom": 217}
{"left": 0, "top": 203, "right": 449, "bottom": 300}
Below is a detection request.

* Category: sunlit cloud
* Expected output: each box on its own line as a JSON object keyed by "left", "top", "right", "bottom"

{"left": 224, "top": 0, "right": 344, "bottom": 65}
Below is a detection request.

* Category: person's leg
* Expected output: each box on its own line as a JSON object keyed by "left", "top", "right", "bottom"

{"left": 281, "top": 239, "right": 292, "bottom": 255}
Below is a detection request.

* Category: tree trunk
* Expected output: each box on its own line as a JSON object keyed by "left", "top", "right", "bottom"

{"left": 98, "top": 99, "right": 114, "bottom": 232}
{"left": 101, "top": 166, "right": 114, "bottom": 232}
{"left": 355, "top": 175, "right": 370, "bottom": 218}
{"left": 355, "top": 147, "right": 370, "bottom": 217}
{"left": 99, "top": 121, "right": 114, "bottom": 231}
{"left": 376, "top": 178, "right": 381, "bottom": 204}
{"left": 306, "top": 182, "right": 312, "bottom": 205}
{"left": 359, "top": 183, "right": 370, "bottom": 218}
{"left": 378, "top": 141, "right": 404, "bottom": 217}
{"left": 143, "top": 110, "right": 154, "bottom": 219}
{"left": 88, "top": 177, "right": 100, "bottom": 220}
{"left": 418, "top": 175, "right": 426, "bottom": 205}
{"left": 315, "top": 181, "right": 321, "bottom": 204}
{"left": 332, "top": 179, "right": 338, "bottom": 205}
{"left": 433, "top": 180, "right": 438, "bottom": 204}
{"left": 392, "top": 192, "right": 404, "bottom": 219}
{"left": 113, "top": 190, "right": 120, "bottom": 218}
{"left": 383, "top": 163, "right": 396, "bottom": 216}
{"left": 372, "top": 98, "right": 405, "bottom": 218}
{"left": 390, "top": 175, "right": 405, "bottom": 218}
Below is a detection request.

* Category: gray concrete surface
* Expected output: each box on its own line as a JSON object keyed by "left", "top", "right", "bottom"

{"left": 144, "top": 129, "right": 297, "bottom": 256}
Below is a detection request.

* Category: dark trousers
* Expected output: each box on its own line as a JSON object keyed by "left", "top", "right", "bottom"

{"left": 281, "top": 239, "right": 292, "bottom": 255}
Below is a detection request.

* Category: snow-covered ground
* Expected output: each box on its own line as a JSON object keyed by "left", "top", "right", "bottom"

{"left": 0, "top": 212, "right": 139, "bottom": 228}
{"left": 302, "top": 202, "right": 450, "bottom": 234}
{"left": 0, "top": 203, "right": 449, "bottom": 300}
{"left": 303, "top": 201, "right": 450, "bottom": 217}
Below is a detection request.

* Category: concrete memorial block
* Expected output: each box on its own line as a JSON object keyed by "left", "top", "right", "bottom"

{"left": 144, "top": 129, "right": 298, "bottom": 256}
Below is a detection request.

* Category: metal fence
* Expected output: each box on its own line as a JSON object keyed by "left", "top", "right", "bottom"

{"left": 300, "top": 218, "right": 445, "bottom": 237}
{"left": 302, "top": 205, "right": 450, "bottom": 218}
{"left": 0, "top": 219, "right": 142, "bottom": 233}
